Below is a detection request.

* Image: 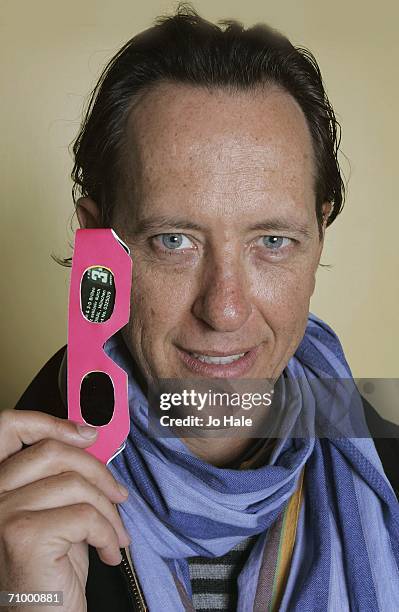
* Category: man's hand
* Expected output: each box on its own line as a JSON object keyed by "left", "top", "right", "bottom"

{"left": 0, "top": 409, "right": 131, "bottom": 612}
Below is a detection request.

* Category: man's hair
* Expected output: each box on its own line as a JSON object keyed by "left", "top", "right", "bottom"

{"left": 71, "top": 3, "right": 345, "bottom": 244}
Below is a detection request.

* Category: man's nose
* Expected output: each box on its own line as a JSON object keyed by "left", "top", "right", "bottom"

{"left": 191, "top": 259, "right": 252, "bottom": 332}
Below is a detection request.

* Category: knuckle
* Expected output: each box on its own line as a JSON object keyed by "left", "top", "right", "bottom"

{"left": 75, "top": 502, "right": 97, "bottom": 522}
{"left": 51, "top": 415, "right": 70, "bottom": 437}
{"left": 74, "top": 504, "right": 115, "bottom": 543}
{"left": 37, "top": 438, "right": 63, "bottom": 459}
{"left": 59, "top": 470, "right": 86, "bottom": 488}
{"left": 99, "top": 523, "right": 118, "bottom": 549}
{"left": 2, "top": 512, "right": 34, "bottom": 546}
{"left": 0, "top": 409, "right": 13, "bottom": 433}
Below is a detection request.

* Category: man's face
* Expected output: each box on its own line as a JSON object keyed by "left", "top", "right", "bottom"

{"left": 101, "top": 82, "right": 326, "bottom": 384}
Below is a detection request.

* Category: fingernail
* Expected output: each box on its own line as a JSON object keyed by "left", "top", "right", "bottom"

{"left": 77, "top": 424, "right": 98, "bottom": 438}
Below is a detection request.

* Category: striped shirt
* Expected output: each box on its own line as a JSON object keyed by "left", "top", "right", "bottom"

{"left": 188, "top": 534, "right": 258, "bottom": 611}
{"left": 187, "top": 438, "right": 275, "bottom": 611}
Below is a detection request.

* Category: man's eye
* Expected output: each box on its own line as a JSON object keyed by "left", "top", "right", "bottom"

{"left": 259, "top": 236, "right": 292, "bottom": 250}
{"left": 155, "top": 233, "right": 193, "bottom": 250}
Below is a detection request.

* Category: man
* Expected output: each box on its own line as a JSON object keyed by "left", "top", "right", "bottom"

{"left": 3, "top": 5, "right": 399, "bottom": 612}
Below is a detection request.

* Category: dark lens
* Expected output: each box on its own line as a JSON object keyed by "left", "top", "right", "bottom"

{"left": 81, "top": 266, "right": 116, "bottom": 323}
{"left": 80, "top": 371, "right": 114, "bottom": 426}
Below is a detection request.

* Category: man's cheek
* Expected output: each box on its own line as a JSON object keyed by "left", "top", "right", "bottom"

{"left": 255, "top": 268, "right": 311, "bottom": 311}
{"left": 134, "top": 277, "right": 192, "bottom": 327}
{"left": 130, "top": 267, "right": 169, "bottom": 308}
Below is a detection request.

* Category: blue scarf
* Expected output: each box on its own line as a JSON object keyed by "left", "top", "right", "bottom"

{"left": 106, "top": 313, "right": 399, "bottom": 611}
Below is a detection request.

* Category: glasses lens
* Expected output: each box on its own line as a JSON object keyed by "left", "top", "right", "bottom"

{"left": 81, "top": 266, "right": 116, "bottom": 323}
{"left": 80, "top": 371, "right": 114, "bottom": 426}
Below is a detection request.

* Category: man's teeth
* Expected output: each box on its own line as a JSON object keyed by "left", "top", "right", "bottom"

{"left": 189, "top": 352, "right": 246, "bottom": 364}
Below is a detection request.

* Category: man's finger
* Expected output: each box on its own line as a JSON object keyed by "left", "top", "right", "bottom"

{"left": 0, "top": 409, "right": 98, "bottom": 463}
{"left": 0, "top": 439, "right": 128, "bottom": 502}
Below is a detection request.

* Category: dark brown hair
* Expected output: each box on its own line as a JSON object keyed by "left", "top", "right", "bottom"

{"left": 57, "top": 3, "right": 345, "bottom": 264}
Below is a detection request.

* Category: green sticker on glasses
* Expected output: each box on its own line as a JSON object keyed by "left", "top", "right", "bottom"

{"left": 81, "top": 266, "right": 116, "bottom": 323}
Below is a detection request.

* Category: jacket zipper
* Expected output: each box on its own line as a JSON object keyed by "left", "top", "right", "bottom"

{"left": 120, "top": 546, "right": 148, "bottom": 611}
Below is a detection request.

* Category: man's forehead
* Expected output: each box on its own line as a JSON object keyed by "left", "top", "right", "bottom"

{"left": 125, "top": 81, "right": 314, "bottom": 168}
{"left": 117, "top": 81, "right": 316, "bottom": 228}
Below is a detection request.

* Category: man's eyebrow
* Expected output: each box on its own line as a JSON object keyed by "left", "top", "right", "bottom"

{"left": 131, "top": 215, "right": 314, "bottom": 238}
{"left": 132, "top": 216, "right": 204, "bottom": 235}
{"left": 246, "top": 219, "right": 314, "bottom": 239}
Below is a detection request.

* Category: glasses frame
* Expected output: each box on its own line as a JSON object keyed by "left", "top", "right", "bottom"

{"left": 67, "top": 228, "right": 132, "bottom": 465}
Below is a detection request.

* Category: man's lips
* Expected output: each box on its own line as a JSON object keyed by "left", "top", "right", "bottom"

{"left": 176, "top": 345, "right": 261, "bottom": 377}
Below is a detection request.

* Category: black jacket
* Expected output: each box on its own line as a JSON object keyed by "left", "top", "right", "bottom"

{"left": 13, "top": 346, "right": 399, "bottom": 612}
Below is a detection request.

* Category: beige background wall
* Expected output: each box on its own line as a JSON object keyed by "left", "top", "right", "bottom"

{"left": 1, "top": 1, "right": 398, "bottom": 416}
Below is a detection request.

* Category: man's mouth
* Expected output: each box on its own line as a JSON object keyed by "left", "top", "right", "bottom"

{"left": 176, "top": 345, "right": 261, "bottom": 377}
{"left": 188, "top": 351, "right": 246, "bottom": 364}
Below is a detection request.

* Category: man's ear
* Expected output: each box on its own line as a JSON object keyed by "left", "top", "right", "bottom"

{"left": 313, "top": 202, "right": 334, "bottom": 291}
{"left": 76, "top": 197, "right": 101, "bottom": 229}
{"left": 320, "top": 202, "right": 334, "bottom": 239}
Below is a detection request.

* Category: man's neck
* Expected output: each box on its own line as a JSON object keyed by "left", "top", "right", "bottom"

{"left": 180, "top": 435, "right": 263, "bottom": 468}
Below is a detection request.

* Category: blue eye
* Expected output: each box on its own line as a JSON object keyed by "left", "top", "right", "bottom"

{"left": 262, "top": 236, "right": 291, "bottom": 249}
{"left": 159, "top": 233, "right": 192, "bottom": 250}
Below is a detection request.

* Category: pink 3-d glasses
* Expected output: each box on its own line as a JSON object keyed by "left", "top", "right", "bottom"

{"left": 67, "top": 229, "right": 132, "bottom": 465}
